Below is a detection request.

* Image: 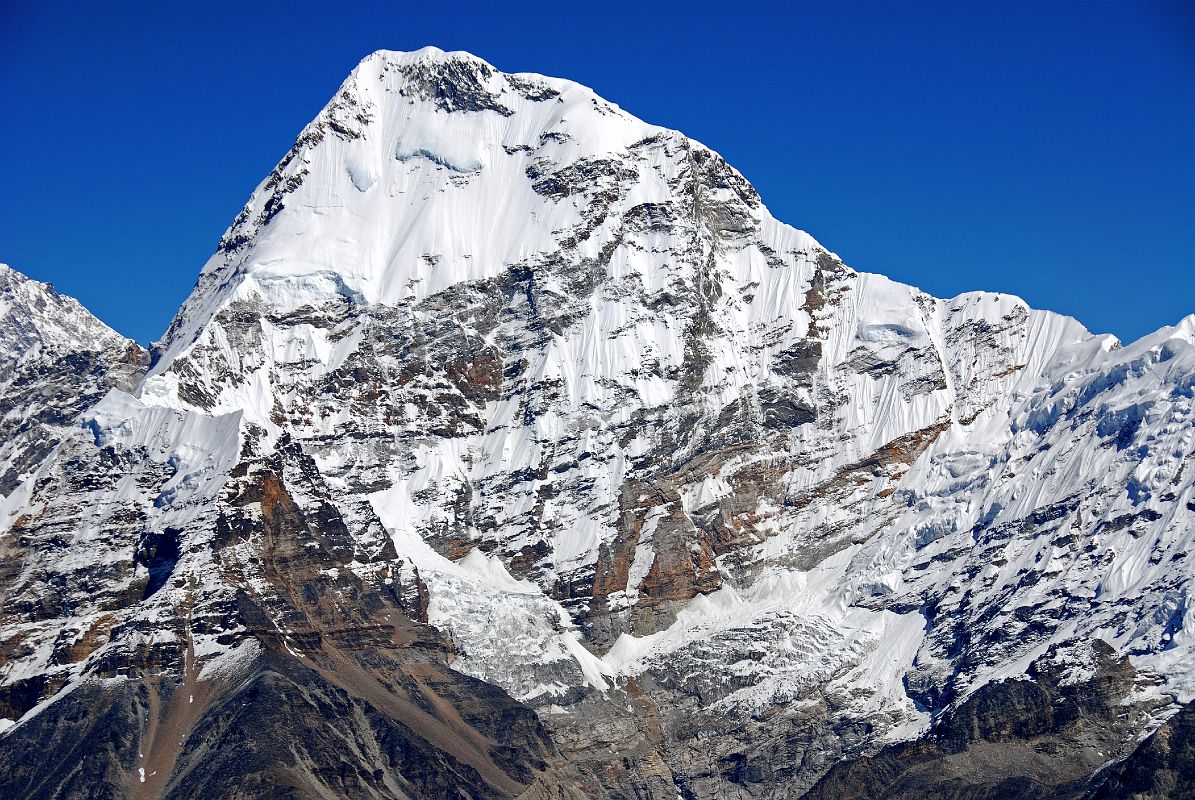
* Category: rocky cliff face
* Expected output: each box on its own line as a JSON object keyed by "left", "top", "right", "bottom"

{"left": 0, "top": 48, "right": 1192, "bottom": 798}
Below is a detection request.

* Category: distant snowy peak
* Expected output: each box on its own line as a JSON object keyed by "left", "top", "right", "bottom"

{"left": 0, "top": 263, "right": 145, "bottom": 407}
{"left": 0, "top": 263, "right": 147, "bottom": 497}
{"left": 0, "top": 263, "right": 137, "bottom": 367}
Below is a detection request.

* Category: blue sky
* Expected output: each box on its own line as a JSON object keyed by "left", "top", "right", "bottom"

{"left": 1, "top": 1, "right": 1192, "bottom": 344}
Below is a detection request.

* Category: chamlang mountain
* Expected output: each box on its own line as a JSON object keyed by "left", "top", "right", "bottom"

{"left": 1, "top": 48, "right": 1192, "bottom": 799}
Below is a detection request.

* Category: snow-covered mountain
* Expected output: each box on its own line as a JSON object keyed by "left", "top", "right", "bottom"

{"left": 1, "top": 48, "right": 1192, "bottom": 799}
{"left": 0, "top": 265, "right": 146, "bottom": 497}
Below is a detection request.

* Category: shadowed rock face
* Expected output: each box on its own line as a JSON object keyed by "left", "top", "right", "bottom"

{"left": 0, "top": 655, "right": 562, "bottom": 800}
{"left": 1089, "top": 701, "right": 1195, "bottom": 800}
{"left": 802, "top": 642, "right": 1177, "bottom": 800}
{"left": 0, "top": 449, "right": 571, "bottom": 800}
{"left": 2, "top": 49, "right": 1194, "bottom": 799}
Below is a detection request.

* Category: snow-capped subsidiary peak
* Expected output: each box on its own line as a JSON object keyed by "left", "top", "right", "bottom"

{"left": 0, "top": 263, "right": 145, "bottom": 408}
{"left": 0, "top": 263, "right": 147, "bottom": 505}
{"left": 1142, "top": 311, "right": 1195, "bottom": 350}
{"left": 1, "top": 52, "right": 1193, "bottom": 799}
{"left": 0, "top": 263, "right": 132, "bottom": 357}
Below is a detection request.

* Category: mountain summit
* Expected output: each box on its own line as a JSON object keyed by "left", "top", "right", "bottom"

{"left": 1, "top": 50, "right": 1192, "bottom": 799}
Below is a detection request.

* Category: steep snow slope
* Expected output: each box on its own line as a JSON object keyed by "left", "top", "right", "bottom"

{"left": 0, "top": 48, "right": 1191, "bottom": 799}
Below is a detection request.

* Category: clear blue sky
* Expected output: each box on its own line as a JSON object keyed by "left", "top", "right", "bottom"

{"left": 2, "top": 1, "right": 1192, "bottom": 344}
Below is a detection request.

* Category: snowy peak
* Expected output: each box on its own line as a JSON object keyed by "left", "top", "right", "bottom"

{"left": 1, "top": 51, "right": 1192, "bottom": 800}
{"left": 361, "top": 45, "right": 497, "bottom": 70}
{"left": 0, "top": 264, "right": 147, "bottom": 497}
{"left": 350, "top": 45, "right": 615, "bottom": 120}
{"left": 0, "top": 263, "right": 135, "bottom": 368}
{"left": 0, "top": 262, "right": 145, "bottom": 401}
{"left": 361, "top": 46, "right": 520, "bottom": 116}
{"left": 150, "top": 47, "right": 759, "bottom": 378}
